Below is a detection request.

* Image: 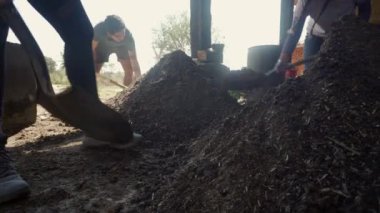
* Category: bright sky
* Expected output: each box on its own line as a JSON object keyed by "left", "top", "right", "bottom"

{"left": 7, "top": 0, "right": 281, "bottom": 72}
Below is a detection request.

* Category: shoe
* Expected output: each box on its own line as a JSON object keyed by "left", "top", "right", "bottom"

{"left": 0, "top": 136, "right": 30, "bottom": 204}
{"left": 0, "top": 174, "right": 30, "bottom": 204}
{"left": 82, "top": 132, "right": 143, "bottom": 149}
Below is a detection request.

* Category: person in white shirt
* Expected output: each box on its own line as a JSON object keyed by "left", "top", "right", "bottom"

{"left": 275, "top": 0, "right": 371, "bottom": 72}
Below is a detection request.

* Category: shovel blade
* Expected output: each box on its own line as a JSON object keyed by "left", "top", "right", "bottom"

{"left": 223, "top": 70, "right": 284, "bottom": 90}
{"left": 38, "top": 88, "right": 133, "bottom": 143}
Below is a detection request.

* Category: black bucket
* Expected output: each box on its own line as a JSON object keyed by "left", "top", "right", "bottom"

{"left": 247, "top": 45, "right": 281, "bottom": 73}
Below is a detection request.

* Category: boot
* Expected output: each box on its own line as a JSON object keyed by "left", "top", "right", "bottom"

{"left": 0, "top": 134, "right": 30, "bottom": 204}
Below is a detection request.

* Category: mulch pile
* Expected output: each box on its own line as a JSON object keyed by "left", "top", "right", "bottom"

{"left": 106, "top": 51, "right": 240, "bottom": 211}
{"left": 112, "top": 51, "right": 239, "bottom": 142}
{"left": 124, "top": 16, "right": 378, "bottom": 212}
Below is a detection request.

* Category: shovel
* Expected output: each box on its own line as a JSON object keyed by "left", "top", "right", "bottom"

{"left": 223, "top": 55, "right": 318, "bottom": 90}
{"left": 0, "top": 2, "right": 133, "bottom": 143}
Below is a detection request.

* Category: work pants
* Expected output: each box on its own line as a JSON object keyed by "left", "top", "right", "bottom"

{"left": 303, "top": 34, "right": 324, "bottom": 70}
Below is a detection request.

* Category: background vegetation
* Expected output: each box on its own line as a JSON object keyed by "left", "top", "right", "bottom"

{"left": 152, "top": 11, "right": 224, "bottom": 61}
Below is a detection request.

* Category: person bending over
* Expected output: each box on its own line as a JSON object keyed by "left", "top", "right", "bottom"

{"left": 92, "top": 15, "right": 141, "bottom": 86}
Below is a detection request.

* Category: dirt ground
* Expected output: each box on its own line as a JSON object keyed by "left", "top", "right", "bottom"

{"left": 1, "top": 16, "right": 379, "bottom": 212}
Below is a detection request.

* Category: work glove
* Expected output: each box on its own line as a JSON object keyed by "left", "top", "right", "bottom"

{"left": 273, "top": 59, "right": 289, "bottom": 74}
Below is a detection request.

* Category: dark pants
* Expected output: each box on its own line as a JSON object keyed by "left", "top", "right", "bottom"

{"left": 94, "top": 43, "right": 130, "bottom": 64}
{"left": 0, "top": 22, "right": 7, "bottom": 146}
{"left": 0, "top": 0, "right": 98, "bottom": 142}
{"left": 303, "top": 34, "right": 325, "bottom": 70}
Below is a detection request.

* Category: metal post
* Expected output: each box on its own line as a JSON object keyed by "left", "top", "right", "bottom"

{"left": 201, "top": 0, "right": 211, "bottom": 51}
{"left": 190, "top": 0, "right": 212, "bottom": 58}
{"left": 279, "top": 0, "right": 294, "bottom": 46}
{"left": 190, "top": 0, "right": 200, "bottom": 58}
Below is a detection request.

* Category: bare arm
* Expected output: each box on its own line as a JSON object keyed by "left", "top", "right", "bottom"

{"left": 128, "top": 50, "right": 141, "bottom": 77}
{"left": 91, "top": 40, "right": 104, "bottom": 74}
{"left": 91, "top": 40, "right": 98, "bottom": 61}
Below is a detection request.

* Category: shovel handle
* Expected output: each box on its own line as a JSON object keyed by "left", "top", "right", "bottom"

{"left": 0, "top": 2, "right": 55, "bottom": 96}
{"left": 97, "top": 74, "right": 126, "bottom": 89}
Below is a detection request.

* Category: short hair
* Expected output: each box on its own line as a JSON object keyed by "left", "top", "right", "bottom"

{"left": 104, "top": 15, "right": 125, "bottom": 34}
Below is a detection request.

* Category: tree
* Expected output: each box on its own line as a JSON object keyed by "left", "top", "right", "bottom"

{"left": 45, "top": 56, "right": 57, "bottom": 73}
{"left": 152, "top": 12, "right": 191, "bottom": 61}
{"left": 152, "top": 12, "right": 224, "bottom": 61}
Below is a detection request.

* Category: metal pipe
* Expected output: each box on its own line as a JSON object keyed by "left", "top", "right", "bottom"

{"left": 190, "top": 0, "right": 211, "bottom": 58}
{"left": 279, "top": 0, "right": 294, "bottom": 46}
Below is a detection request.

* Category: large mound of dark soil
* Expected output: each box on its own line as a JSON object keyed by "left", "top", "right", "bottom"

{"left": 112, "top": 51, "right": 239, "bottom": 142}
{"left": 148, "top": 16, "right": 380, "bottom": 212}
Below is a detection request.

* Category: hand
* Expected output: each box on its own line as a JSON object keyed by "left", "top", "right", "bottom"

{"left": 274, "top": 59, "right": 289, "bottom": 74}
